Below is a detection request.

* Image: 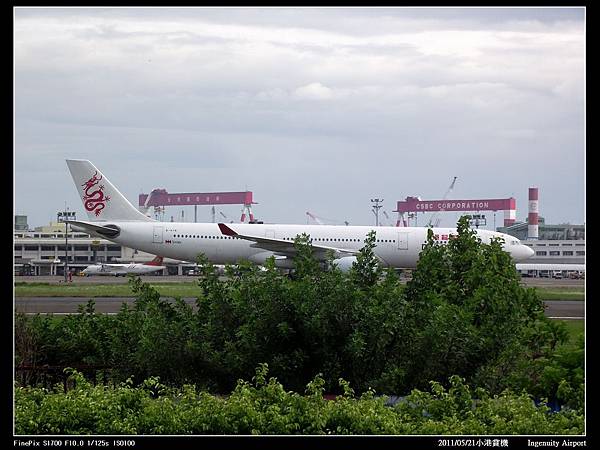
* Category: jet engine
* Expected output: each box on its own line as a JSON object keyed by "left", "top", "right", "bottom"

{"left": 332, "top": 256, "right": 358, "bottom": 273}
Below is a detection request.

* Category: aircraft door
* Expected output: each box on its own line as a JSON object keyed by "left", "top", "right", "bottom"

{"left": 397, "top": 232, "right": 408, "bottom": 250}
{"left": 265, "top": 229, "right": 276, "bottom": 239}
{"left": 153, "top": 226, "right": 164, "bottom": 244}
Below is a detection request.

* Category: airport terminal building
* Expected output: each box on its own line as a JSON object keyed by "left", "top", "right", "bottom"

{"left": 13, "top": 220, "right": 195, "bottom": 276}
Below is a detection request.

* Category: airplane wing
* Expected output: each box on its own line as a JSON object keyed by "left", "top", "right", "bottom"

{"left": 218, "top": 223, "right": 358, "bottom": 260}
{"left": 98, "top": 264, "right": 111, "bottom": 273}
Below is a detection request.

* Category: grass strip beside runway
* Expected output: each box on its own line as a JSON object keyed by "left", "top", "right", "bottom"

{"left": 14, "top": 282, "right": 202, "bottom": 298}
{"left": 14, "top": 280, "right": 584, "bottom": 301}
{"left": 535, "top": 287, "right": 585, "bottom": 301}
{"left": 551, "top": 319, "right": 584, "bottom": 346}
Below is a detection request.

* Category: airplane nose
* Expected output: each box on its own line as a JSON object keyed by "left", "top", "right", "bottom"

{"left": 521, "top": 245, "right": 534, "bottom": 260}
{"left": 510, "top": 244, "right": 534, "bottom": 261}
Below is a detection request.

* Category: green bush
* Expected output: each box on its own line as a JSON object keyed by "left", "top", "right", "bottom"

{"left": 15, "top": 367, "right": 583, "bottom": 435}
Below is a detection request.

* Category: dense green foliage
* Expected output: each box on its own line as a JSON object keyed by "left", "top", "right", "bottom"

{"left": 15, "top": 366, "right": 583, "bottom": 435}
{"left": 15, "top": 216, "right": 584, "bottom": 432}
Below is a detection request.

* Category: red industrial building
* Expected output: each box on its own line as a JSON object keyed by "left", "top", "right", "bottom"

{"left": 394, "top": 197, "right": 517, "bottom": 228}
{"left": 138, "top": 189, "right": 257, "bottom": 222}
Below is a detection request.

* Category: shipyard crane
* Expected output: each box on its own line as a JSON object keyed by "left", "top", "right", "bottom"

{"left": 427, "top": 176, "right": 457, "bottom": 227}
{"left": 382, "top": 210, "right": 393, "bottom": 226}
{"left": 306, "top": 211, "right": 325, "bottom": 225}
{"left": 306, "top": 211, "right": 349, "bottom": 226}
{"left": 219, "top": 211, "right": 234, "bottom": 223}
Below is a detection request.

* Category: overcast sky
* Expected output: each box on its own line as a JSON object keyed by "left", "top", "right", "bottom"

{"left": 14, "top": 7, "right": 585, "bottom": 229}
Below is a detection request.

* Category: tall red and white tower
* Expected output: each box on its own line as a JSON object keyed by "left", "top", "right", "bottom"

{"left": 528, "top": 187, "right": 539, "bottom": 240}
{"left": 503, "top": 197, "right": 516, "bottom": 227}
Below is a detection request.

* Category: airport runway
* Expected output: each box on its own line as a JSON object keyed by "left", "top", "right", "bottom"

{"left": 543, "top": 301, "right": 585, "bottom": 320}
{"left": 15, "top": 275, "right": 197, "bottom": 285}
{"left": 14, "top": 297, "right": 584, "bottom": 319}
{"left": 15, "top": 275, "right": 585, "bottom": 288}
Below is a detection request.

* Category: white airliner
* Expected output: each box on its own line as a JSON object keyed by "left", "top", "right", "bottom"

{"left": 65, "top": 160, "right": 534, "bottom": 272}
{"left": 81, "top": 255, "right": 166, "bottom": 277}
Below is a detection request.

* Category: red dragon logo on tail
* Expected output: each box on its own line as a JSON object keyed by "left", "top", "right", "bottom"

{"left": 82, "top": 171, "right": 111, "bottom": 217}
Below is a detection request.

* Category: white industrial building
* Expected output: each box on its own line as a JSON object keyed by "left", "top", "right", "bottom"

{"left": 520, "top": 240, "right": 585, "bottom": 265}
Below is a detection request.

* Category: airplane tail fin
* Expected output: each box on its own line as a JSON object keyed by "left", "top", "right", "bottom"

{"left": 66, "top": 159, "right": 153, "bottom": 222}
{"left": 145, "top": 256, "right": 164, "bottom": 266}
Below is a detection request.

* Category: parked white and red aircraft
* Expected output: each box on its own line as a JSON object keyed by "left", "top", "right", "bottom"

{"left": 81, "top": 255, "right": 166, "bottom": 277}
{"left": 66, "top": 160, "right": 534, "bottom": 272}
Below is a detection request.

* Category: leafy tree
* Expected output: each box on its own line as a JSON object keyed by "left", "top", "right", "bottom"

{"left": 349, "top": 230, "right": 382, "bottom": 287}
{"left": 292, "top": 233, "right": 321, "bottom": 278}
{"left": 398, "top": 216, "right": 549, "bottom": 392}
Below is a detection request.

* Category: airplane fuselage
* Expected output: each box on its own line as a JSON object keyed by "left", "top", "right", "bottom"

{"left": 94, "top": 221, "right": 533, "bottom": 269}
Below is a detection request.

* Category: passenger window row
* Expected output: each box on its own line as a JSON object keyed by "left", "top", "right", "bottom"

{"left": 172, "top": 234, "right": 396, "bottom": 244}
{"left": 174, "top": 235, "right": 238, "bottom": 239}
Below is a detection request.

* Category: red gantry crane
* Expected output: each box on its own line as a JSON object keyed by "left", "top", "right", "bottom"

{"left": 139, "top": 189, "right": 257, "bottom": 223}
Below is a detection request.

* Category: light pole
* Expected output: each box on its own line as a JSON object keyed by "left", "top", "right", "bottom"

{"left": 468, "top": 214, "right": 487, "bottom": 229}
{"left": 57, "top": 208, "right": 76, "bottom": 282}
{"left": 371, "top": 198, "right": 383, "bottom": 227}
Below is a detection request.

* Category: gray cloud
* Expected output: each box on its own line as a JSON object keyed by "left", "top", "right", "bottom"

{"left": 15, "top": 7, "right": 584, "bottom": 228}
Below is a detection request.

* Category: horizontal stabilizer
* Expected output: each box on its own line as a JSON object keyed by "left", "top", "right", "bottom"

{"left": 66, "top": 220, "right": 120, "bottom": 238}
